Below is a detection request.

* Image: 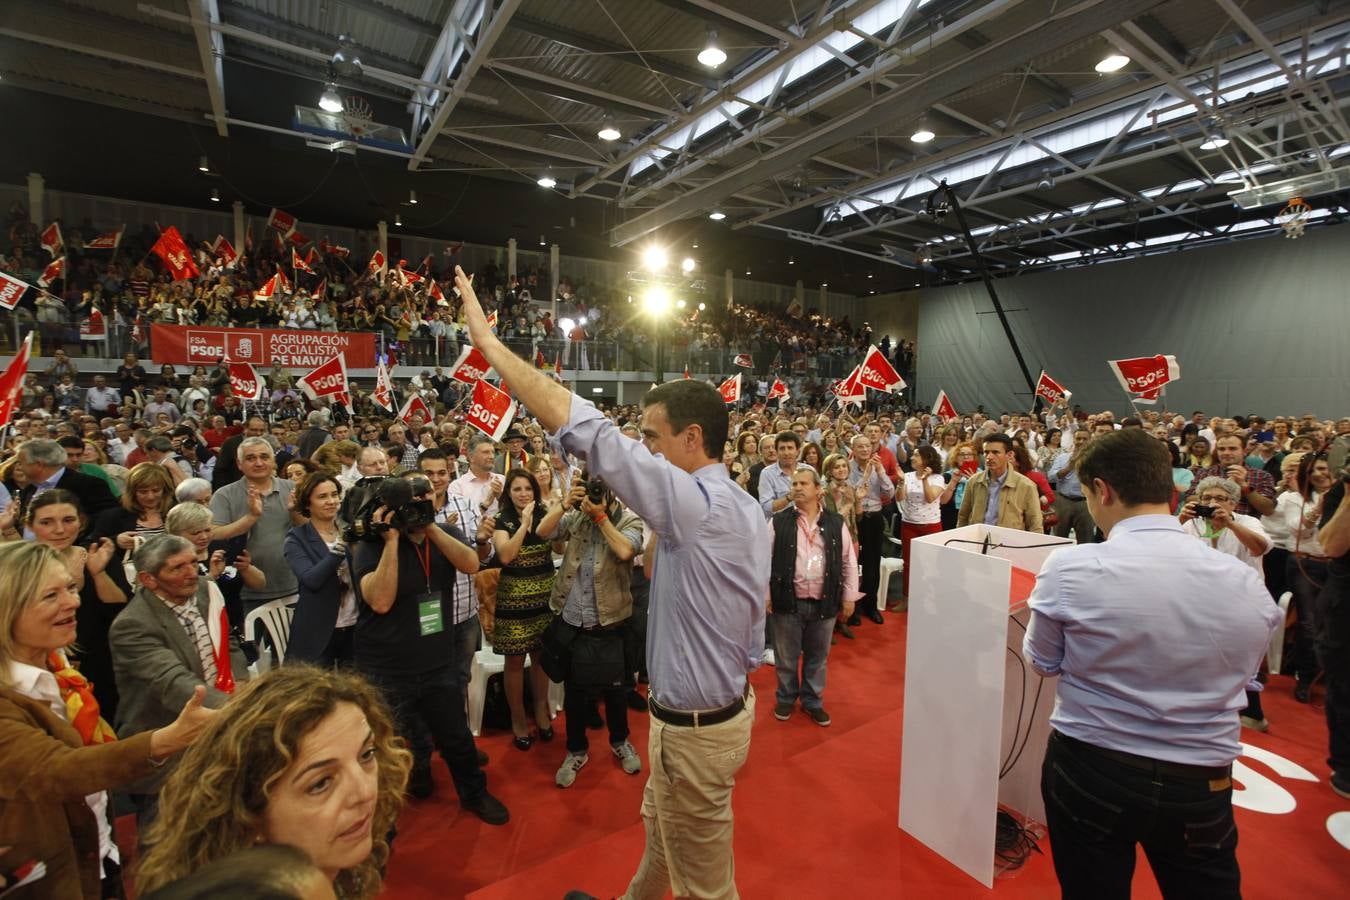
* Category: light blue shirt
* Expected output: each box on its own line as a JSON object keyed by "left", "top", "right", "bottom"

{"left": 1023, "top": 515, "right": 1282, "bottom": 766}
{"left": 758, "top": 461, "right": 811, "bottom": 518}
{"left": 554, "top": 394, "right": 768, "bottom": 710}
{"left": 982, "top": 468, "right": 1009, "bottom": 526}
{"left": 1050, "top": 450, "right": 1083, "bottom": 498}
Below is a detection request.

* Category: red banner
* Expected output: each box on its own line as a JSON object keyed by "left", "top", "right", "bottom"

{"left": 1034, "top": 370, "right": 1071, "bottom": 406}
{"left": 1108, "top": 354, "right": 1180, "bottom": 401}
{"left": 399, "top": 394, "right": 433, "bottom": 427}
{"left": 150, "top": 324, "right": 377, "bottom": 368}
{"left": 83, "top": 226, "right": 124, "bottom": 250}
{"left": 448, "top": 345, "right": 494, "bottom": 384}
{"left": 0, "top": 272, "right": 28, "bottom": 310}
{"left": 267, "top": 208, "right": 296, "bottom": 234}
{"left": 733, "top": 353, "right": 753, "bottom": 368}
{"left": 226, "top": 361, "right": 264, "bottom": 401}
{"left": 298, "top": 353, "right": 350, "bottom": 402}
{"left": 210, "top": 235, "right": 238, "bottom": 268}
{"left": 857, "top": 345, "right": 906, "bottom": 392}
{"left": 79, "top": 308, "right": 107, "bottom": 341}
{"left": 831, "top": 365, "right": 864, "bottom": 407}
{"left": 466, "top": 379, "right": 516, "bottom": 441}
{"left": 40, "top": 222, "right": 62, "bottom": 257}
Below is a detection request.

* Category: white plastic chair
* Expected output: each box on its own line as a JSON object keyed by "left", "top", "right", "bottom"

{"left": 878, "top": 557, "right": 906, "bottom": 606}
{"left": 243, "top": 599, "right": 295, "bottom": 672}
{"left": 1266, "top": 591, "right": 1293, "bottom": 675}
{"left": 467, "top": 643, "right": 565, "bottom": 737}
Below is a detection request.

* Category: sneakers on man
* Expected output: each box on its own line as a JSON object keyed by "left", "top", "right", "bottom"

{"left": 773, "top": 701, "right": 794, "bottom": 721}
{"left": 805, "top": 707, "right": 832, "bottom": 727}
{"left": 611, "top": 740, "right": 642, "bottom": 775}
{"left": 1239, "top": 714, "right": 1269, "bottom": 733}
{"left": 762, "top": 647, "right": 776, "bottom": 666}
{"left": 1331, "top": 770, "right": 1350, "bottom": 799}
{"left": 556, "top": 752, "right": 589, "bottom": 788}
{"left": 460, "top": 790, "right": 510, "bottom": 825}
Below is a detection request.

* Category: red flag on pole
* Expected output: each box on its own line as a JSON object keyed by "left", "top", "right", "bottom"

{"left": 150, "top": 227, "right": 199, "bottom": 281}
{"left": 225, "top": 360, "right": 265, "bottom": 401}
{"left": 267, "top": 208, "right": 297, "bottom": 235}
{"left": 311, "top": 277, "right": 328, "bottom": 301}
{"left": 767, "top": 377, "right": 790, "bottom": 403}
{"left": 428, "top": 280, "right": 448, "bottom": 306}
{"left": 466, "top": 379, "right": 517, "bottom": 441}
{"left": 367, "top": 250, "right": 387, "bottom": 282}
{"left": 288, "top": 230, "right": 312, "bottom": 248}
{"left": 83, "top": 226, "right": 125, "bottom": 250}
{"left": 717, "top": 373, "right": 742, "bottom": 404}
{"left": 292, "top": 248, "right": 315, "bottom": 274}
{"left": 254, "top": 273, "right": 281, "bottom": 300}
{"left": 210, "top": 235, "right": 238, "bottom": 268}
{"left": 0, "top": 333, "right": 34, "bottom": 429}
{"left": 0, "top": 271, "right": 29, "bottom": 310}
{"left": 40, "top": 222, "right": 62, "bottom": 257}
{"left": 932, "top": 390, "right": 958, "bottom": 421}
{"left": 205, "top": 588, "right": 234, "bottom": 695}
{"left": 274, "top": 267, "right": 293, "bottom": 294}
{"left": 1033, "top": 370, "right": 1072, "bottom": 406}
{"left": 398, "top": 394, "right": 433, "bottom": 427}
{"left": 37, "top": 256, "right": 66, "bottom": 288}
{"left": 831, "top": 366, "right": 865, "bottom": 408}
{"left": 448, "top": 345, "right": 494, "bottom": 384}
{"left": 856, "top": 345, "right": 906, "bottom": 392}
{"left": 485, "top": 310, "right": 498, "bottom": 331}
{"left": 298, "top": 353, "right": 350, "bottom": 402}
{"left": 1108, "top": 354, "right": 1180, "bottom": 402}
{"left": 373, "top": 357, "right": 396, "bottom": 412}
{"left": 733, "top": 353, "right": 753, "bottom": 368}
{"left": 330, "top": 243, "right": 350, "bottom": 258}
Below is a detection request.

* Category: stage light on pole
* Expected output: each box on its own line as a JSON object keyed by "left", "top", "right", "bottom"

{"left": 1095, "top": 52, "right": 1130, "bottom": 74}
{"left": 318, "top": 82, "right": 344, "bottom": 113}
{"left": 677, "top": 299, "right": 687, "bottom": 309}
{"left": 698, "top": 302, "right": 706, "bottom": 311}
{"left": 681, "top": 257, "right": 696, "bottom": 273}
{"left": 642, "top": 245, "right": 669, "bottom": 272}
{"left": 698, "top": 30, "right": 727, "bottom": 68}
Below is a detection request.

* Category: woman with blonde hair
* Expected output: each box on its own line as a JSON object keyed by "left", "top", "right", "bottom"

{"left": 135, "top": 666, "right": 411, "bottom": 899}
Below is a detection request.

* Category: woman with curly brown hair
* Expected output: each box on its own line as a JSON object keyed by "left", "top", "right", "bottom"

{"left": 135, "top": 666, "right": 412, "bottom": 899}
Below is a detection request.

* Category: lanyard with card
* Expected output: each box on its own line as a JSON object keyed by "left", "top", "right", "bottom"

{"left": 799, "top": 515, "right": 824, "bottom": 580}
{"left": 413, "top": 539, "right": 444, "bottom": 637}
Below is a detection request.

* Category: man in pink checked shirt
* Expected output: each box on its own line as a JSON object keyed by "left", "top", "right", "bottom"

{"left": 766, "top": 467, "right": 861, "bottom": 727}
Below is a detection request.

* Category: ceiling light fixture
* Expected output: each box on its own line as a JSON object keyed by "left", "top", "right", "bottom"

{"left": 788, "top": 256, "right": 795, "bottom": 265}
{"left": 1199, "top": 118, "right": 1230, "bottom": 150}
{"left": 537, "top": 170, "right": 557, "bottom": 188}
{"left": 681, "top": 257, "right": 696, "bottom": 273}
{"left": 708, "top": 210, "right": 726, "bottom": 221}
{"left": 331, "top": 35, "right": 362, "bottom": 77}
{"left": 408, "top": 189, "right": 418, "bottom": 205}
{"left": 210, "top": 188, "right": 220, "bottom": 202}
{"left": 910, "top": 115, "right": 935, "bottom": 144}
{"left": 394, "top": 213, "right": 402, "bottom": 227}
{"left": 1094, "top": 52, "right": 1130, "bottom": 74}
{"left": 698, "top": 29, "right": 727, "bottom": 68}
{"left": 597, "top": 117, "right": 621, "bottom": 142}
{"left": 197, "top": 155, "right": 210, "bottom": 172}
{"left": 318, "top": 82, "right": 344, "bottom": 113}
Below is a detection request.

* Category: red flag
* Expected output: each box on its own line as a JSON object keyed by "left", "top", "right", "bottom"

{"left": 932, "top": 390, "right": 958, "bottom": 421}
{"left": 1034, "top": 370, "right": 1072, "bottom": 406}
{"left": 225, "top": 360, "right": 264, "bottom": 401}
{"left": 1108, "top": 354, "right": 1180, "bottom": 402}
{"left": 288, "top": 230, "right": 311, "bottom": 248}
{"left": 767, "top": 377, "right": 790, "bottom": 403}
{"left": 292, "top": 248, "right": 315, "bottom": 274}
{"left": 267, "top": 208, "right": 297, "bottom": 235}
{"left": 448, "top": 344, "right": 494, "bottom": 384}
{"left": 717, "top": 373, "right": 742, "bottom": 404}
{"left": 0, "top": 333, "right": 34, "bottom": 429}
{"left": 395, "top": 261, "right": 423, "bottom": 285}
{"left": 205, "top": 588, "right": 234, "bottom": 695}
{"left": 150, "top": 227, "right": 199, "bottom": 281}
{"left": 131, "top": 314, "right": 144, "bottom": 346}
{"left": 37, "top": 256, "right": 65, "bottom": 288}
{"left": 210, "top": 235, "right": 238, "bottom": 268}
{"left": 857, "top": 345, "right": 906, "bottom": 392}
{"left": 428, "top": 280, "right": 448, "bottom": 306}
{"left": 245, "top": 222, "right": 254, "bottom": 252}
{"left": 0, "top": 271, "right": 29, "bottom": 310}
{"left": 298, "top": 353, "right": 350, "bottom": 402}
{"left": 306, "top": 246, "right": 321, "bottom": 266}
{"left": 534, "top": 349, "right": 547, "bottom": 368}
{"left": 733, "top": 353, "right": 753, "bottom": 368}
{"left": 831, "top": 366, "right": 865, "bottom": 408}
{"left": 367, "top": 250, "right": 387, "bottom": 281}
{"left": 445, "top": 241, "right": 464, "bottom": 256}
{"left": 330, "top": 243, "right": 350, "bottom": 258}
{"left": 398, "top": 393, "right": 433, "bottom": 427}
{"left": 373, "top": 357, "right": 396, "bottom": 412}
{"left": 40, "top": 222, "right": 62, "bottom": 257}
{"left": 682, "top": 364, "right": 690, "bottom": 380}
{"left": 79, "top": 307, "right": 107, "bottom": 342}
{"left": 254, "top": 273, "right": 281, "bottom": 300}
{"left": 553, "top": 355, "right": 563, "bottom": 379}
{"left": 274, "top": 267, "right": 293, "bottom": 293}
{"left": 466, "top": 379, "right": 517, "bottom": 441}
{"left": 83, "top": 226, "right": 124, "bottom": 250}
{"left": 485, "top": 310, "right": 498, "bottom": 331}
{"left": 417, "top": 254, "right": 434, "bottom": 275}
{"left": 312, "top": 277, "right": 328, "bottom": 301}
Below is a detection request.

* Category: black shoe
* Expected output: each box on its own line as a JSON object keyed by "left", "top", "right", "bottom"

{"left": 805, "top": 706, "right": 831, "bottom": 727}
{"left": 834, "top": 621, "right": 855, "bottom": 640}
{"left": 537, "top": 725, "right": 555, "bottom": 742}
{"left": 476, "top": 747, "right": 489, "bottom": 767}
{"left": 627, "top": 688, "right": 649, "bottom": 711}
{"left": 846, "top": 613, "right": 862, "bottom": 627}
{"left": 461, "top": 791, "right": 510, "bottom": 825}
{"left": 1294, "top": 680, "right": 1311, "bottom": 703}
{"left": 513, "top": 733, "right": 535, "bottom": 751}
{"left": 408, "top": 760, "right": 434, "bottom": 799}
{"left": 563, "top": 892, "right": 600, "bottom": 900}
{"left": 587, "top": 707, "right": 604, "bottom": 729}
{"left": 1332, "top": 770, "right": 1350, "bottom": 800}
{"left": 866, "top": 609, "right": 885, "bottom": 625}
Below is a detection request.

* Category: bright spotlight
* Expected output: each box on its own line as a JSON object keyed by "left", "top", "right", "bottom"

{"left": 558, "top": 317, "right": 576, "bottom": 334}
{"left": 642, "top": 287, "right": 670, "bottom": 315}
{"left": 642, "top": 246, "right": 669, "bottom": 271}
{"left": 1095, "top": 53, "right": 1129, "bottom": 74}
{"left": 697, "top": 302, "right": 706, "bottom": 311}
{"left": 698, "top": 30, "right": 727, "bottom": 68}
{"left": 681, "top": 257, "right": 696, "bottom": 273}
{"left": 578, "top": 316, "right": 587, "bottom": 326}
{"left": 708, "top": 210, "right": 726, "bottom": 221}
{"left": 676, "top": 299, "right": 687, "bottom": 309}
{"left": 537, "top": 173, "right": 557, "bottom": 188}
{"left": 318, "top": 83, "right": 344, "bottom": 113}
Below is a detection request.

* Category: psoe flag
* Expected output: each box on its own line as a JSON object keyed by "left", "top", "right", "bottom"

{"left": 1108, "top": 354, "right": 1180, "bottom": 401}
{"left": 718, "top": 372, "right": 742, "bottom": 404}
{"left": 932, "top": 389, "right": 958, "bottom": 421}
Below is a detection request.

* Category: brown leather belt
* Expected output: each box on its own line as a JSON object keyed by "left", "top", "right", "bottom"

{"left": 1295, "top": 552, "right": 1330, "bottom": 562}
{"left": 649, "top": 685, "right": 750, "bottom": 728}
{"left": 1053, "top": 731, "right": 1231, "bottom": 781}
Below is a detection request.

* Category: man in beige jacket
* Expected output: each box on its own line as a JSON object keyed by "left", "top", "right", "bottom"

{"left": 957, "top": 434, "right": 1044, "bottom": 532}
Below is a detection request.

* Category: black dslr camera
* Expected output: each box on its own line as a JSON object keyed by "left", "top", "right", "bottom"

{"left": 1193, "top": 504, "right": 1216, "bottom": 519}
{"left": 342, "top": 475, "right": 437, "bottom": 542}
{"left": 586, "top": 474, "right": 606, "bottom": 506}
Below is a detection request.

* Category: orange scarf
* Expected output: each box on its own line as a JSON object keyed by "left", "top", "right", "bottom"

{"left": 47, "top": 652, "right": 118, "bottom": 746}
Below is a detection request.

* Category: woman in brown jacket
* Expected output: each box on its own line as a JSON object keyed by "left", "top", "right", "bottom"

{"left": 0, "top": 542, "right": 214, "bottom": 899}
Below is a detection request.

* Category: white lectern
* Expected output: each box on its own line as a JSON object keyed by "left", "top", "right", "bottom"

{"left": 897, "top": 523, "right": 1072, "bottom": 887}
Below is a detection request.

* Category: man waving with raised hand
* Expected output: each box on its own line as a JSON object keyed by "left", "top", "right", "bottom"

{"left": 453, "top": 266, "right": 768, "bottom": 900}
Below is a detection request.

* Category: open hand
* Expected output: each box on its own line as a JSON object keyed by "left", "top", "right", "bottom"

{"left": 86, "top": 538, "right": 115, "bottom": 575}
{"left": 453, "top": 266, "right": 490, "bottom": 346}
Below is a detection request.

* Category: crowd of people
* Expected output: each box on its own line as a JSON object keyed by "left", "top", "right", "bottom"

{"left": 1, "top": 240, "right": 1347, "bottom": 897}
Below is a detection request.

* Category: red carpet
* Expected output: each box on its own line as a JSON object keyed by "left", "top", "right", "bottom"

{"left": 118, "top": 614, "right": 1350, "bottom": 897}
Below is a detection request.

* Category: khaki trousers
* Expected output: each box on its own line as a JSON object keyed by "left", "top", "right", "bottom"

{"left": 622, "top": 689, "right": 755, "bottom": 900}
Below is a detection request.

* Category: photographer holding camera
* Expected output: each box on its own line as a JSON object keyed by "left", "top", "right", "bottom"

{"left": 539, "top": 472, "right": 645, "bottom": 788}
{"left": 349, "top": 475, "right": 509, "bottom": 825}
{"left": 1317, "top": 462, "right": 1350, "bottom": 799}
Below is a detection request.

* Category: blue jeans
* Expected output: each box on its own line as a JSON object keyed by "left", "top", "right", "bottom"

{"left": 770, "top": 600, "right": 835, "bottom": 709}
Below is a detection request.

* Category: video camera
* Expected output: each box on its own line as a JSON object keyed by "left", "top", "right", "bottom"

{"left": 341, "top": 475, "right": 437, "bottom": 542}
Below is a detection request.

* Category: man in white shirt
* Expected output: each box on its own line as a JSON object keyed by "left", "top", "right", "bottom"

{"left": 84, "top": 375, "right": 121, "bottom": 415}
{"left": 448, "top": 434, "right": 504, "bottom": 516}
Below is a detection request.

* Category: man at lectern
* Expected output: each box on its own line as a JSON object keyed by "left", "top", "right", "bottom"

{"left": 1022, "top": 429, "right": 1281, "bottom": 899}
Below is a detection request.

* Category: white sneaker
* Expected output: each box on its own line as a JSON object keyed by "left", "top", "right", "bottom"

{"left": 762, "top": 648, "right": 776, "bottom": 666}
{"left": 611, "top": 740, "right": 642, "bottom": 775}
{"left": 555, "top": 752, "right": 589, "bottom": 788}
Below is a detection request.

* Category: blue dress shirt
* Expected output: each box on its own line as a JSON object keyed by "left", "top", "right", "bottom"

{"left": 1023, "top": 515, "right": 1282, "bottom": 765}
{"left": 554, "top": 395, "right": 769, "bottom": 710}
{"left": 983, "top": 468, "right": 1009, "bottom": 526}
{"left": 1050, "top": 450, "right": 1082, "bottom": 498}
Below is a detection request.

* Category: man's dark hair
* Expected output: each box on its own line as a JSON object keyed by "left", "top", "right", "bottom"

{"left": 1119, "top": 417, "right": 1143, "bottom": 428}
{"left": 418, "top": 447, "right": 448, "bottom": 465}
{"left": 140, "top": 843, "right": 323, "bottom": 900}
{"left": 56, "top": 435, "right": 85, "bottom": 451}
{"left": 774, "top": 430, "right": 802, "bottom": 450}
{"left": 1075, "top": 429, "right": 1173, "bottom": 505}
{"left": 983, "top": 433, "right": 1013, "bottom": 452}
{"left": 642, "top": 380, "right": 728, "bottom": 460}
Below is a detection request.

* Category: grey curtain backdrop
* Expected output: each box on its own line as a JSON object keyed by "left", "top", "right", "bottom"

{"left": 915, "top": 223, "right": 1350, "bottom": 417}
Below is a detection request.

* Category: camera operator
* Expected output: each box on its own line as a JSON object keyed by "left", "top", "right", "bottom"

{"left": 1317, "top": 462, "right": 1350, "bottom": 799}
{"left": 350, "top": 476, "right": 509, "bottom": 825}
{"left": 540, "top": 473, "right": 645, "bottom": 788}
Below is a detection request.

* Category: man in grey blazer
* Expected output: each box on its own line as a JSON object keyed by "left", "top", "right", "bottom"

{"left": 109, "top": 534, "right": 249, "bottom": 827}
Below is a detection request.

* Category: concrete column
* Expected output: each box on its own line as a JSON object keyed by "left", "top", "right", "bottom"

{"left": 550, "top": 243, "right": 560, "bottom": 322}
{"left": 616, "top": 381, "right": 626, "bottom": 405}
{"left": 507, "top": 237, "right": 517, "bottom": 278}
{"left": 232, "top": 201, "right": 245, "bottom": 259}
{"left": 27, "top": 172, "right": 44, "bottom": 226}
{"left": 724, "top": 268, "right": 734, "bottom": 309}
{"left": 819, "top": 283, "right": 827, "bottom": 311}
{"left": 376, "top": 220, "right": 388, "bottom": 260}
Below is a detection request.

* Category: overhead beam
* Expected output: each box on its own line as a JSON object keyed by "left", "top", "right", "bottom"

{"left": 955, "top": 28, "right": 1073, "bottom": 108}
{"left": 0, "top": 70, "right": 206, "bottom": 125}
{"left": 332, "top": 0, "right": 442, "bottom": 41}
{"left": 610, "top": 0, "right": 1168, "bottom": 246}
{"left": 0, "top": 26, "right": 203, "bottom": 79}
{"left": 507, "top": 14, "right": 719, "bottom": 90}
{"left": 187, "top": 0, "right": 228, "bottom": 136}
{"left": 219, "top": 4, "right": 424, "bottom": 78}
{"left": 649, "top": 0, "right": 794, "bottom": 44}
{"left": 486, "top": 61, "right": 673, "bottom": 116}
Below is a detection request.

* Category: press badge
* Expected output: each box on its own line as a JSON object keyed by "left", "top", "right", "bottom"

{"left": 804, "top": 548, "right": 824, "bottom": 581}
{"left": 416, "top": 593, "right": 444, "bottom": 636}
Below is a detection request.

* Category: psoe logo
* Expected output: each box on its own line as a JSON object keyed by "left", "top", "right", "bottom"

{"left": 226, "top": 332, "right": 265, "bottom": 362}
